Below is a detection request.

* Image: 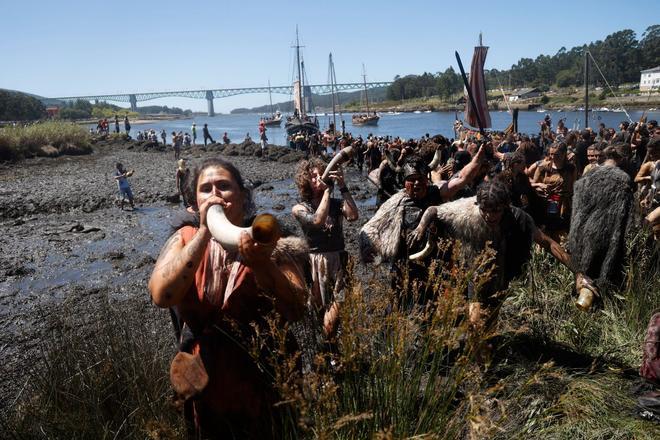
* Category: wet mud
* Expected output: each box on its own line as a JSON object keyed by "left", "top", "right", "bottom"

{"left": 0, "top": 140, "right": 378, "bottom": 407}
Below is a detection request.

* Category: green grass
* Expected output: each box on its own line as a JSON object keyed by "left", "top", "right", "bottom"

{"left": 0, "top": 121, "right": 91, "bottom": 161}
{"left": 3, "top": 232, "right": 659, "bottom": 439}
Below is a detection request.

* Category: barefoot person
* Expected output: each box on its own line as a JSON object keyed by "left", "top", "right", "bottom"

{"left": 149, "top": 158, "right": 306, "bottom": 438}
{"left": 113, "top": 162, "right": 134, "bottom": 210}
{"left": 292, "top": 158, "right": 358, "bottom": 339}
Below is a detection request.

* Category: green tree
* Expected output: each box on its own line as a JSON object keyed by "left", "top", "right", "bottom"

{"left": 436, "top": 67, "right": 462, "bottom": 99}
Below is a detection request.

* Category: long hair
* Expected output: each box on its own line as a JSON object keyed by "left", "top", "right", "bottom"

{"left": 294, "top": 157, "right": 327, "bottom": 203}
{"left": 186, "top": 157, "right": 255, "bottom": 219}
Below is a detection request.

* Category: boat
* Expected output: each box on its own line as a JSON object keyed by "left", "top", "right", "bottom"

{"left": 352, "top": 64, "right": 379, "bottom": 126}
{"left": 413, "top": 110, "right": 422, "bottom": 114}
{"left": 285, "top": 28, "right": 320, "bottom": 137}
{"left": 260, "top": 81, "right": 282, "bottom": 126}
{"left": 424, "top": 110, "right": 432, "bottom": 113}
{"left": 261, "top": 111, "right": 282, "bottom": 126}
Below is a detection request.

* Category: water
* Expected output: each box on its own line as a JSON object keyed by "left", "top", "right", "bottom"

{"left": 103, "top": 109, "right": 660, "bottom": 146}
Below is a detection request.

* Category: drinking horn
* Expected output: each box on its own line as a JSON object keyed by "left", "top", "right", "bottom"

{"left": 321, "top": 146, "right": 354, "bottom": 183}
{"left": 207, "top": 205, "right": 280, "bottom": 251}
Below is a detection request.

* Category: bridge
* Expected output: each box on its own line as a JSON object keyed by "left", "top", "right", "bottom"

{"left": 53, "top": 82, "right": 392, "bottom": 116}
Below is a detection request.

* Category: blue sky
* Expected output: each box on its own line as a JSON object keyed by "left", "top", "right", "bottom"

{"left": 1, "top": 0, "right": 656, "bottom": 113}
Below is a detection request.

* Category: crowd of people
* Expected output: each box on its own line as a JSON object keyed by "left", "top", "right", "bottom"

{"left": 141, "top": 114, "right": 659, "bottom": 437}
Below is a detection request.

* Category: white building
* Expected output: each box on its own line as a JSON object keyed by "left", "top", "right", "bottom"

{"left": 640, "top": 66, "right": 660, "bottom": 91}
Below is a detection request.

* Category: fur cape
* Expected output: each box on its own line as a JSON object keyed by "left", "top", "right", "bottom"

{"left": 359, "top": 191, "right": 408, "bottom": 263}
{"left": 568, "top": 165, "right": 633, "bottom": 289}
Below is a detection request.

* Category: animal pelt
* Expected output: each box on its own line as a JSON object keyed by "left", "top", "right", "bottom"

{"left": 273, "top": 236, "right": 310, "bottom": 276}
{"left": 434, "top": 196, "right": 536, "bottom": 289}
{"left": 359, "top": 191, "right": 408, "bottom": 263}
{"left": 434, "top": 197, "right": 492, "bottom": 261}
{"left": 568, "top": 165, "right": 634, "bottom": 290}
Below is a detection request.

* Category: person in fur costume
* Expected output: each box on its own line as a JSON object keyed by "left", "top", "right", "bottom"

{"left": 568, "top": 143, "right": 635, "bottom": 292}
{"left": 359, "top": 146, "right": 487, "bottom": 304}
{"left": 409, "top": 180, "right": 594, "bottom": 322}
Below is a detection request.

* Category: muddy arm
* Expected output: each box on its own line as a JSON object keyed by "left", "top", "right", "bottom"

{"left": 149, "top": 227, "right": 210, "bottom": 308}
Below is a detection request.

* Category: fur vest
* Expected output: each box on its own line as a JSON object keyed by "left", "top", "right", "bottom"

{"left": 568, "top": 165, "right": 633, "bottom": 289}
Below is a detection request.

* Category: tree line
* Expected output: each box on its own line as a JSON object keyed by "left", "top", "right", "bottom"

{"left": 387, "top": 25, "right": 660, "bottom": 100}
{"left": 0, "top": 90, "right": 46, "bottom": 121}
{"left": 57, "top": 100, "right": 192, "bottom": 120}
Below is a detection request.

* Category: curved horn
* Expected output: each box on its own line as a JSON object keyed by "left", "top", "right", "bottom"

{"left": 321, "top": 146, "right": 354, "bottom": 182}
{"left": 428, "top": 148, "right": 442, "bottom": 170}
{"left": 408, "top": 240, "right": 432, "bottom": 261}
{"left": 207, "top": 205, "right": 280, "bottom": 251}
{"left": 384, "top": 149, "right": 402, "bottom": 173}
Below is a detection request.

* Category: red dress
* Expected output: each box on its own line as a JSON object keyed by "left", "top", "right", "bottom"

{"left": 176, "top": 226, "right": 298, "bottom": 437}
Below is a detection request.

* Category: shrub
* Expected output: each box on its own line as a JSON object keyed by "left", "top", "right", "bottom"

{"left": 0, "top": 121, "right": 91, "bottom": 160}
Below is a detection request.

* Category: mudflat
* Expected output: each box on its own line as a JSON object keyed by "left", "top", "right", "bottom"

{"left": 0, "top": 140, "right": 377, "bottom": 407}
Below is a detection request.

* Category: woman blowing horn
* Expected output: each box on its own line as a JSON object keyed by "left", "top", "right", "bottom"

{"left": 293, "top": 157, "right": 359, "bottom": 341}
{"left": 148, "top": 157, "right": 307, "bottom": 438}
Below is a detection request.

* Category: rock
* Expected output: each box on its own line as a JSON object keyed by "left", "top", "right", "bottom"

{"left": 260, "top": 185, "right": 274, "bottom": 191}
{"left": 37, "top": 145, "right": 59, "bottom": 158}
{"left": 273, "top": 204, "right": 286, "bottom": 211}
{"left": 165, "top": 193, "right": 180, "bottom": 204}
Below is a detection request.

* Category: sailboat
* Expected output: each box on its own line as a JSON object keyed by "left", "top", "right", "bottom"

{"left": 260, "top": 80, "right": 282, "bottom": 126}
{"left": 284, "top": 28, "right": 320, "bottom": 136}
{"left": 352, "top": 64, "right": 379, "bottom": 126}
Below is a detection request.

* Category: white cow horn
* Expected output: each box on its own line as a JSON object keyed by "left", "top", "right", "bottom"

{"left": 207, "top": 205, "right": 280, "bottom": 251}
{"left": 428, "top": 148, "right": 442, "bottom": 170}
{"left": 321, "top": 146, "right": 354, "bottom": 182}
{"left": 409, "top": 240, "right": 432, "bottom": 261}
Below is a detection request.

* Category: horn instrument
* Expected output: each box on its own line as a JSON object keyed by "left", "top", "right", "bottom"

{"left": 321, "top": 146, "right": 354, "bottom": 182}
{"left": 207, "top": 205, "right": 280, "bottom": 251}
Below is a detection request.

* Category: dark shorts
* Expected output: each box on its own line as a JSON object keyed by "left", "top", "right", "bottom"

{"left": 119, "top": 187, "right": 133, "bottom": 200}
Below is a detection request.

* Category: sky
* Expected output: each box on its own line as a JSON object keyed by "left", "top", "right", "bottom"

{"left": 1, "top": 0, "right": 656, "bottom": 113}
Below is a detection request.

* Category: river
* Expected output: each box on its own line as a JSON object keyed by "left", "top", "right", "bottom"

{"left": 107, "top": 109, "right": 659, "bottom": 146}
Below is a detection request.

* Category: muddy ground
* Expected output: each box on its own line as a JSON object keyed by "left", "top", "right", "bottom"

{"left": 0, "top": 139, "right": 379, "bottom": 409}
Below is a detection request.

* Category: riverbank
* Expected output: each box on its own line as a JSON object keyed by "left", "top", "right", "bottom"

{"left": 1, "top": 140, "right": 658, "bottom": 437}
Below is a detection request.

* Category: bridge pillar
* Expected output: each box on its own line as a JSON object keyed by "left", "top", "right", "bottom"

{"left": 129, "top": 94, "right": 137, "bottom": 112}
{"left": 205, "top": 91, "right": 215, "bottom": 117}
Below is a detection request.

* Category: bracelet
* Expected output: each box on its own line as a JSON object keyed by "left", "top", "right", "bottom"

{"left": 339, "top": 186, "right": 349, "bottom": 194}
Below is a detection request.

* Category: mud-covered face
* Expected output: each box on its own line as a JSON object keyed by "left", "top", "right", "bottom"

{"left": 196, "top": 166, "right": 244, "bottom": 226}
{"left": 310, "top": 167, "right": 327, "bottom": 196}
{"left": 404, "top": 174, "right": 429, "bottom": 200}
{"left": 479, "top": 205, "right": 504, "bottom": 228}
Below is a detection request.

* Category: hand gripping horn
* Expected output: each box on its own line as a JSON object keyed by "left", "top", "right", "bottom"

{"left": 207, "top": 205, "right": 280, "bottom": 251}
{"left": 321, "top": 146, "right": 354, "bottom": 183}
{"left": 428, "top": 148, "right": 442, "bottom": 170}
{"left": 384, "top": 149, "right": 402, "bottom": 173}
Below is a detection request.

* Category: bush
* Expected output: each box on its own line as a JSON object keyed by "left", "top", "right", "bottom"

{"left": 0, "top": 121, "right": 91, "bottom": 160}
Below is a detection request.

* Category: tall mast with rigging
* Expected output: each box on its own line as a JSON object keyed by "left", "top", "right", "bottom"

{"left": 268, "top": 79, "right": 274, "bottom": 117}
{"left": 294, "top": 26, "right": 305, "bottom": 116}
{"left": 328, "top": 53, "right": 338, "bottom": 131}
{"left": 362, "top": 64, "right": 371, "bottom": 115}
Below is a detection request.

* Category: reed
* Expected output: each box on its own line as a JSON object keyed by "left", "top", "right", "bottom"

{"left": 4, "top": 232, "right": 659, "bottom": 439}
{"left": 0, "top": 121, "right": 91, "bottom": 160}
